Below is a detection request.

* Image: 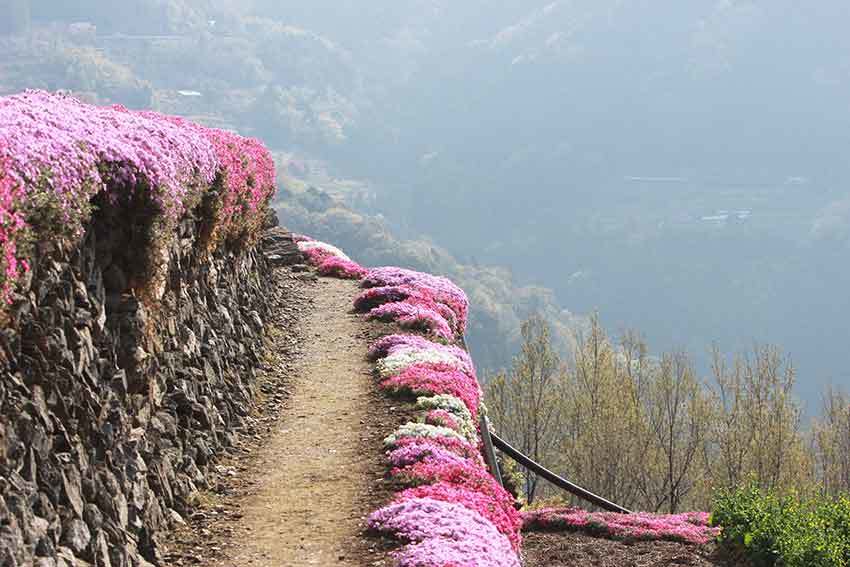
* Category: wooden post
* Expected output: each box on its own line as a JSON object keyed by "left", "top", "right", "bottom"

{"left": 479, "top": 414, "right": 504, "bottom": 487}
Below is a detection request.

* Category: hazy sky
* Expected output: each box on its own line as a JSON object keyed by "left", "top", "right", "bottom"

{"left": 5, "top": 0, "right": 850, "bottom": 406}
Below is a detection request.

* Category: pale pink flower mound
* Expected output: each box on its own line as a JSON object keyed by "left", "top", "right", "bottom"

{"left": 389, "top": 436, "right": 483, "bottom": 463}
{"left": 0, "top": 90, "right": 276, "bottom": 303}
{"left": 522, "top": 508, "right": 719, "bottom": 545}
{"left": 368, "top": 498, "right": 520, "bottom": 567}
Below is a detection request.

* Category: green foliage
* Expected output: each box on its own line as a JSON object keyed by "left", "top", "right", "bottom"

{"left": 712, "top": 484, "right": 850, "bottom": 567}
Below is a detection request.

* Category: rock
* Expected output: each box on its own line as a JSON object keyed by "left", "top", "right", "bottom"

{"left": 61, "top": 520, "right": 91, "bottom": 554}
{"left": 168, "top": 509, "right": 186, "bottom": 526}
{"left": 90, "top": 531, "right": 111, "bottom": 567}
{"left": 62, "top": 469, "right": 84, "bottom": 519}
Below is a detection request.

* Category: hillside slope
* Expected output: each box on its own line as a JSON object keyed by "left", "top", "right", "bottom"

{"left": 275, "top": 185, "right": 588, "bottom": 374}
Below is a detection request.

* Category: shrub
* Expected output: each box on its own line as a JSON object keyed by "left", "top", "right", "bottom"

{"left": 711, "top": 485, "right": 850, "bottom": 567}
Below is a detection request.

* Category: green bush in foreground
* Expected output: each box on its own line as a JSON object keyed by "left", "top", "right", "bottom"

{"left": 711, "top": 485, "right": 850, "bottom": 567}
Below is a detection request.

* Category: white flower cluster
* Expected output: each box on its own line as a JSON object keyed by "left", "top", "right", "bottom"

{"left": 417, "top": 395, "right": 476, "bottom": 441}
{"left": 384, "top": 422, "right": 467, "bottom": 447}
{"left": 296, "top": 240, "right": 351, "bottom": 261}
{"left": 375, "top": 347, "right": 466, "bottom": 379}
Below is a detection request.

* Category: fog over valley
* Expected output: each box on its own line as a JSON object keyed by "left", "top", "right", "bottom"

{"left": 3, "top": 0, "right": 849, "bottom": 407}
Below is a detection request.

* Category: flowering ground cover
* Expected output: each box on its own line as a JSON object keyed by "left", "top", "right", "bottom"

{"left": 398, "top": 483, "right": 523, "bottom": 551}
{"left": 317, "top": 256, "right": 368, "bottom": 279}
{"left": 388, "top": 435, "right": 483, "bottom": 463}
{"left": 366, "top": 332, "right": 522, "bottom": 566}
{"left": 294, "top": 235, "right": 370, "bottom": 279}
{"left": 0, "top": 90, "right": 275, "bottom": 304}
{"left": 380, "top": 363, "right": 482, "bottom": 421}
{"left": 0, "top": 144, "right": 26, "bottom": 302}
{"left": 368, "top": 334, "right": 471, "bottom": 363}
{"left": 355, "top": 267, "right": 469, "bottom": 340}
{"left": 522, "top": 507, "right": 720, "bottom": 545}
{"left": 135, "top": 109, "right": 275, "bottom": 243}
{"left": 368, "top": 499, "right": 521, "bottom": 567}
{"left": 417, "top": 395, "right": 477, "bottom": 441}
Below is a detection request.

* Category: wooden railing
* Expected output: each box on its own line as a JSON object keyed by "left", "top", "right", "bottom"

{"left": 465, "top": 333, "right": 630, "bottom": 514}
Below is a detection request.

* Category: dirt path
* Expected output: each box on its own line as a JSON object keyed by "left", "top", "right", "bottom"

{"left": 164, "top": 270, "right": 402, "bottom": 567}
{"left": 213, "top": 277, "right": 382, "bottom": 566}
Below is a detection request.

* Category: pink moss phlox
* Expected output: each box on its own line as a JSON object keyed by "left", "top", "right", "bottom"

{"left": 380, "top": 362, "right": 482, "bottom": 419}
{"left": 387, "top": 442, "right": 472, "bottom": 470}
{"left": 370, "top": 299, "right": 454, "bottom": 341}
{"left": 391, "top": 458, "right": 509, "bottom": 502}
{"left": 135, "top": 110, "right": 275, "bottom": 239}
{"left": 521, "top": 508, "right": 720, "bottom": 545}
{"left": 389, "top": 436, "right": 484, "bottom": 465}
{"left": 424, "top": 409, "right": 460, "bottom": 431}
{"left": 368, "top": 334, "right": 474, "bottom": 374}
{"left": 0, "top": 91, "right": 217, "bottom": 220}
{"left": 0, "top": 90, "right": 276, "bottom": 301}
{"left": 0, "top": 146, "right": 27, "bottom": 303}
{"left": 354, "top": 285, "right": 412, "bottom": 312}
{"left": 397, "top": 482, "right": 523, "bottom": 551}
{"left": 356, "top": 284, "right": 460, "bottom": 339}
{"left": 302, "top": 246, "right": 335, "bottom": 266}
{"left": 361, "top": 267, "right": 469, "bottom": 334}
{"left": 368, "top": 498, "right": 520, "bottom": 567}
{"left": 317, "top": 256, "right": 367, "bottom": 279}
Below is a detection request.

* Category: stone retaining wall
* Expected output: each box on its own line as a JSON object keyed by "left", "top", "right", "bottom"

{"left": 0, "top": 207, "right": 286, "bottom": 566}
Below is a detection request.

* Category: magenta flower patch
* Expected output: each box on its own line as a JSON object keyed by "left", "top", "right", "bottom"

{"left": 522, "top": 508, "right": 719, "bottom": 545}
{"left": 0, "top": 90, "right": 276, "bottom": 303}
{"left": 294, "top": 236, "right": 369, "bottom": 280}
{"left": 358, "top": 267, "right": 469, "bottom": 337}
{"left": 0, "top": 145, "right": 27, "bottom": 303}
{"left": 369, "top": 298, "right": 454, "bottom": 340}
{"left": 317, "top": 256, "right": 368, "bottom": 279}
{"left": 380, "top": 362, "right": 482, "bottom": 420}
{"left": 390, "top": 459, "right": 507, "bottom": 501}
{"left": 135, "top": 109, "right": 275, "bottom": 241}
{"left": 397, "top": 482, "right": 523, "bottom": 551}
